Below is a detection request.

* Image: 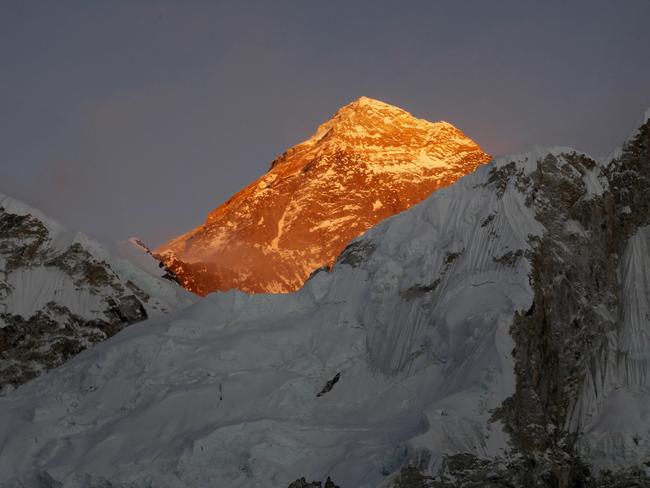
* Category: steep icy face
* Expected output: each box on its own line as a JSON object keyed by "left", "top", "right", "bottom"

{"left": 485, "top": 150, "right": 617, "bottom": 485}
{"left": 155, "top": 96, "right": 490, "bottom": 295}
{"left": 0, "top": 193, "right": 195, "bottom": 392}
{"left": 113, "top": 238, "right": 182, "bottom": 285}
{"left": 482, "top": 118, "right": 650, "bottom": 486}
{"left": 0, "top": 115, "right": 648, "bottom": 488}
{"left": 0, "top": 161, "right": 533, "bottom": 488}
{"left": 570, "top": 118, "right": 650, "bottom": 471}
{"left": 574, "top": 225, "right": 650, "bottom": 471}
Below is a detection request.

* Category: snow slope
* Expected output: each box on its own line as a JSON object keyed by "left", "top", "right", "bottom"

{"left": 0, "top": 113, "right": 648, "bottom": 487}
{"left": 0, "top": 193, "right": 193, "bottom": 316}
{"left": 0, "top": 192, "right": 195, "bottom": 390}
{"left": 0, "top": 158, "right": 539, "bottom": 487}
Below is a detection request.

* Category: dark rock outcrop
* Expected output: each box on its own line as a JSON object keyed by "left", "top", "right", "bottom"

{"left": 383, "top": 116, "right": 650, "bottom": 488}
{"left": 287, "top": 476, "right": 339, "bottom": 488}
{"left": 484, "top": 122, "right": 649, "bottom": 486}
{"left": 316, "top": 372, "right": 341, "bottom": 397}
{"left": 0, "top": 205, "right": 159, "bottom": 392}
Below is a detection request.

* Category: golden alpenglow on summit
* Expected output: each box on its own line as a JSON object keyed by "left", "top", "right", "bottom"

{"left": 4, "top": 3, "right": 650, "bottom": 487}
{"left": 155, "top": 97, "right": 491, "bottom": 295}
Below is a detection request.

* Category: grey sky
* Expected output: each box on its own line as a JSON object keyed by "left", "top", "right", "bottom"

{"left": 2, "top": 1, "right": 649, "bottom": 245}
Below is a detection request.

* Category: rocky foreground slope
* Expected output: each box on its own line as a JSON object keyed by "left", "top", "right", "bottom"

{"left": 0, "top": 194, "right": 195, "bottom": 392}
{"left": 156, "top": 96, "right": 490, "bottom": 295}
{"left": 0, "top": 111, "right": 649, "bottom": 488}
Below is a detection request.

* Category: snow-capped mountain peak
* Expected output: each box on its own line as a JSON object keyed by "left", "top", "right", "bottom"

{"left": 298, "top": 97, "right": 472, "bottom": 172}
{"left": 156, "top": 97, "right": 490, "bottom": 295}
{"left": 0, "top": 109, "right": 649, "bottom": 488}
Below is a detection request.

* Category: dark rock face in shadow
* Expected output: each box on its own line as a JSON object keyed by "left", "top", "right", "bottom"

{"left": 0, "top": 207, "right": 151, "bottom": 392}
{"left": 483, "top": 121, "right": 650, "bottom": 487}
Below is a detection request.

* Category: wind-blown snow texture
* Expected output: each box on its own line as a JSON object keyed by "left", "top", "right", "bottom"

{"left": 0, "top": 114, "right": 648, "bottom": 488}
{"left": 0, "top": 159, "right": 537, "bottom": 487}
{"left": 0, "top": 193, "right": 195, "bottom": 391}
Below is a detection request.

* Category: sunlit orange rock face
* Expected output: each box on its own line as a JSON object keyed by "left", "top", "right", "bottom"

{"left": 155, "top": 97, "right": 491, "bottom": 295}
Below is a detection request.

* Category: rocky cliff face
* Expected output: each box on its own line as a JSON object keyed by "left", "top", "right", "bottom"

{"left": 155, "top": 96, "right": 490, "bottom": 295}
{"left": 393, "top": 114, "right": 650, "bottom": 488}
{"left": 484, "top": 117, "right": 650, "bottom": 487}
{"left": 0, "top": 193, "right": 195, "bottom": 392}
{"left": 0, "top": 113, "right": 648, "bottom": 488}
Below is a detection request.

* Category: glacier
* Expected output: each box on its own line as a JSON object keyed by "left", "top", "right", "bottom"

{"left": 0, "top": 113, "right": 648, "bottom": 487}
{"left": 0, "top": 158, "right": 540, "bottom": 487}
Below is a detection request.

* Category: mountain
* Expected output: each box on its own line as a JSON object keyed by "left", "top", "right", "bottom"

{"left": 0, "top": 193, "right": 195, "bottom": 393}
{"left": 155, "top": 96, "right": 490, "bottom": 295}
{"left": 1, "top": 110, "right": 648, "bottom": 488}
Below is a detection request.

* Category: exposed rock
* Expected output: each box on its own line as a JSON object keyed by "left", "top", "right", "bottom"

{"left": 125, "top": 238, "right": 182, "bottom": 285}
{"left": 0, "top": 209, "right": 49, "bottom": 272}
{"left": 316, "top": 372, "right": 341, "bottom": 397}
{"left": 0, "top": 112, "right": 648, "bottom": 488}
{"left": 391, "top": 455, "right": 650, "bottom": 488}
{"left": 489, "top": 122, "right": 650, "bottom": 486}
{"left": 286, "top": 476, "right": 339, "bottom": 488}
{"left": 156, "top": 96, "right": 490, "bottom": 295}
{"left": 338, "top": 240, "right": 377, "bottom": 268}
{"left": 0, "top": 194, "right": 194, "bottom": 392}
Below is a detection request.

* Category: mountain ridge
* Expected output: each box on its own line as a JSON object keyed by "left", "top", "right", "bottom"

{"left": 0, "top": 191, "right": 195, "bottom": 391}
{"left": 155, "top": 97, "right": 491, "bottom": 295}
{"left": 1, "top": 109, "right": 648, "bottom": 487}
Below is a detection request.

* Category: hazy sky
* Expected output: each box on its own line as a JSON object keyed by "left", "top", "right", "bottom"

{"left": 2, "top": 1, "right": 650, "bottom": 245}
